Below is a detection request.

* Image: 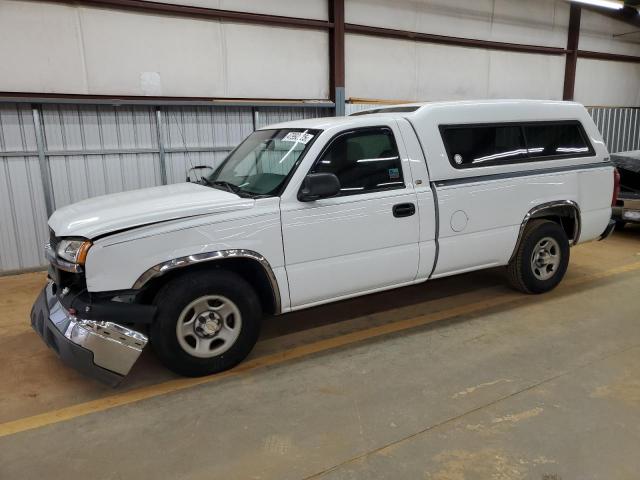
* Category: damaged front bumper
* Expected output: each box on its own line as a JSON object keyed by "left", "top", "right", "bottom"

{"left": 30, "top": 282, "right": 148, "bottom": 386}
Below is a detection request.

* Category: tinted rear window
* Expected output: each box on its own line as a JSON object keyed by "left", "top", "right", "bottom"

{"left": 441, "top": 125, "right": 526, "bottom": 167}
{"left": 523, "top": 123, "right": 591, "bottom": 158}
{"left": 441, "top": 121, "right": 593, "bottom": 169}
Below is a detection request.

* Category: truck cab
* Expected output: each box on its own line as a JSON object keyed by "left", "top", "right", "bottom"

{"left": 31, "top": 100, "right": 616, "bottom": 385}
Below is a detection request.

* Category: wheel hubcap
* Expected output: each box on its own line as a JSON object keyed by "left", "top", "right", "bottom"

{"left": 176, "top": 295, "right": 242, "bottom": 358}
{"left": 530, "top": 236, "right": 561, "bottom": 281}
{"left": 196, "top": 311, "right": 222, "bottom": 337}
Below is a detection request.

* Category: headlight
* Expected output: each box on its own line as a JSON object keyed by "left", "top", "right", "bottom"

{"left": 56, "top": 238, "right": 92, "bottom": 265}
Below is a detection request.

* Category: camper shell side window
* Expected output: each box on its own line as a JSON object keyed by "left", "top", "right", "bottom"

{"left": 440, "top": 120, "right": 595, "bottom": 169}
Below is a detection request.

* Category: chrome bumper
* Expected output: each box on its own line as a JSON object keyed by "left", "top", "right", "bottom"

{"left": 31, "top": 282, "right": 148, "bottom": 386}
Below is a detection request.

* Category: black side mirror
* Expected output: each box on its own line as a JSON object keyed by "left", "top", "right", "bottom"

{"left": 298, "top": 173, "right": 341, "bottom": 202}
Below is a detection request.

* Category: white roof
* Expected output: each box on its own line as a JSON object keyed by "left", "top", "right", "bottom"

{"left": 261, "top": 99, "right": 584, "bottom": 131}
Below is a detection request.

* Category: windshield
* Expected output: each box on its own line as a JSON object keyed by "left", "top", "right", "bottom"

{"left": 207, "top": 128, "right": 320, "bottom": 196}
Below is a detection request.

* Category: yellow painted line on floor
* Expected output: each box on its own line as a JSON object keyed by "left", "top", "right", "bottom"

{"left": 1, "top": 260, "right": 639, "bottom": 439}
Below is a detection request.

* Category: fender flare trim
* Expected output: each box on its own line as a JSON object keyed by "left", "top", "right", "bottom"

{"left": 132, "top": 249, "right": 282, "bottom": 314}
{"left": 509, "top": 200, "right": 581, "bottom": 263}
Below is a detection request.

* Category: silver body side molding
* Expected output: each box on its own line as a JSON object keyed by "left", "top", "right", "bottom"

{"left": 509, "top": 200, "right": 581, "bottom": 263}
{"left": 132, "top": 249, "right": 282, "bottom": 314}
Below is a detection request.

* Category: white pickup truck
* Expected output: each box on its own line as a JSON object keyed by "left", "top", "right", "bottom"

{"left": 31, "top": 100, "right": 617, "bottom": 385}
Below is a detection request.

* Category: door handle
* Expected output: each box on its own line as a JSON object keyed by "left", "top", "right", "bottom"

{"left": 392, "top": 202, "right": 416, "bottom": 218}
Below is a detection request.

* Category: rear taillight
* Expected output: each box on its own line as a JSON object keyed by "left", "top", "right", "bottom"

{"left": 612, "top": 168, "right": 621, "bottom": 207}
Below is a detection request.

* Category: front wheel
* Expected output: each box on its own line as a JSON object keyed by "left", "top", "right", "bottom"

{"left": 150, "top": 270, "right": 262, "bottom": 377}
{"left": 507, "top": 219, "right": 570, "bottom": 294}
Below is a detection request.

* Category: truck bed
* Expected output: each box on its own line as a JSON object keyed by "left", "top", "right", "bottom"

{"left": 611, "top": 151, "right": 640, "bottom": 223}
{"left": 611, "top": 151, "right": 640, "bottom": 196}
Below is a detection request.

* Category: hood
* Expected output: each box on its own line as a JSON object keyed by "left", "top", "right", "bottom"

{"left": 49, "top": 183, "right": 255, "bottom": 238}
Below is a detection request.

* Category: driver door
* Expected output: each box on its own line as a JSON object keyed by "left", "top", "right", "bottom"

{"left": 280, "top": 124, "right": 420, "bottom": 308}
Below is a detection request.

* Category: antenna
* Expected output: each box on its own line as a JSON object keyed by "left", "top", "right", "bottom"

{"left": 169, "top": 109, "right": 200, "bottom": 182}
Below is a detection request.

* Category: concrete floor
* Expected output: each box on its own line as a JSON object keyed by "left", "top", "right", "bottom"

{"left": 1, "top": 227, "right": 639, "bottom": 479}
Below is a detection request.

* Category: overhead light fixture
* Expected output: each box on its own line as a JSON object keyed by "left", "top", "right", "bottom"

{"left": 570, "top": 0, "right": 624, "bottom": 9}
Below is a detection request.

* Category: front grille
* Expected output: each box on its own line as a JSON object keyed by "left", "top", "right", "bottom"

{"left": 49, "top": 228, "right": 60, "bottom": 252}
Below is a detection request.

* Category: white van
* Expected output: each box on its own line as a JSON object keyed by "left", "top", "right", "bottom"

{"left": 31, "top": 100, "right": 617, "bottom": 385}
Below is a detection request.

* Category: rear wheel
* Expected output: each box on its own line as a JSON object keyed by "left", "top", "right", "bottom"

{"left": 507, "top": 219, "right": 570, "bottom": 294}
{"left": 150, "top": 270, "right": 262, "bottom": 377}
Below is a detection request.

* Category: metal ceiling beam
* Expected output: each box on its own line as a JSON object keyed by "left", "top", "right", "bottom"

{"left": 578, "top": 49, "right": 640, "bottom": 62}
{"left": 345, "top": 22, "right": 640, "bottom": 65}
{"left": 344, "top": 23, "right": 568, "bottom": 55}
{"left": 563, "top": 3, "right": 582, "bottom": 100}
{"left": 65, "top": 0, "right": 333, "bottom": 30}
{"left": 0, "top": 92, "right": 334, "bottom": 107}
{"left": 329, "top": 0, "right": 345, "bottom": 116}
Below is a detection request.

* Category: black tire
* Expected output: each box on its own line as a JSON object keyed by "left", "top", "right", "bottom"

{"left": 150, "top": 270, "right": 262, "bottom": 377}
{"left": 507, "top": 219, "right": 570, "bottom": 294}
{"left": 615, "top": 220, "right": 626, "bottom": 230}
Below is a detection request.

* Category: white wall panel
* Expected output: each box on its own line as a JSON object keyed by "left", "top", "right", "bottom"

{"left": 579, "top": 9, "right": 640, "bottom": 56}
{"left": 0, "top": 1, "right": 329, "bottom": 99}
{"left": 347, "top": 34, "right": 564, "bottom": 101}
{"left": 487, "top": 50, "right": 564, "bottom": 100}
{"left": 0, "top": 1, "right": 86, "bottom": 93}
{"left": 346, "top": 0, "right": 493, "bottom": 39}
{"left": 575, "top": 59, "right": 640, "bottom": 107}
{"left": 79, "top": 8, "right": 226, "bottom": 97}
{"left": 147, "top": 0, "right": 328, "bottom": 21}
{"left": 346, "top": 35, "right": 417, "bottom": 100}
{"left": 346, "top": 0, "right": 568, "bottom": 48}
{"left": 490, "top": 0, "right": 568, "bottom": 48}
{"left": 223, "top": 23, "right": 329, "bottom": 99}
{"left": 416, "top": 44, "right": 490, "bottom": 101}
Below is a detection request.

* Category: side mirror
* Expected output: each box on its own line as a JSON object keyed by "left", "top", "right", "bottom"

{"left": 298, "top": 173, "right": 341, "bottom": 202}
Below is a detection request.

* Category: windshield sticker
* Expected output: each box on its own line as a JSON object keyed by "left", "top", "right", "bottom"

{"left": 282, "top": 132, "right": 314, "bottom": 144}
{"left": 388, "top": 168, "right": 400, "bottom": 179}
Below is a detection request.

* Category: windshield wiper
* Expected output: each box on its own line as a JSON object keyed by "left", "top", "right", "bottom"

{"left": 211, "top": 180, "right": 243, "bottom": 195}
{"left": 199, "top": 176, "right": 213, "bottom": 187}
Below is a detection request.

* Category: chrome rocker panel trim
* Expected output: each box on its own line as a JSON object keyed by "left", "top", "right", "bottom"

{"left": 509, "top": 200, "right": 581, "bottom": 263}
{"left": 31, "top": 282, "right": 148, "bottom": 385}
{"left": 132, "top": 249, "right": 282, "bottom": 314}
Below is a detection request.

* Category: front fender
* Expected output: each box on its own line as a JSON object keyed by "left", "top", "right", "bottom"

{"left": 84, "top": 203, "right": 285, "bottom": 296}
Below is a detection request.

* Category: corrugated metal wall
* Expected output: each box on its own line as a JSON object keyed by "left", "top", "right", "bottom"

{"left": 43, "top": 104, "right": 162, "bottom": 208}
{"left": 0, "top": 102, "right": 635, "bottom": 274}
{"left": 0, "top": 104, "right": 49, "bottom": 273}
{"left": 587, "top": 107, "right": 640, "bottom": 154}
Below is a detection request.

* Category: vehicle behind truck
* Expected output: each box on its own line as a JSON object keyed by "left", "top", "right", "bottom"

{"left": 31, "top": 99, "right": 616, "bottom": 385}
{"left": 611, "top": 150, "right": 640, "bottom": 227}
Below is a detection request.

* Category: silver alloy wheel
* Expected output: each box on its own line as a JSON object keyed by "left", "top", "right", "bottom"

{"left": 530, "top": 236, "right": 561, "bottom": 281}
{"left": 176, "top": 295, "right": 242, "bottom": 358}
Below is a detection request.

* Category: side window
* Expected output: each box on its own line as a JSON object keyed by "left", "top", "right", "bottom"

{"left": 441, "top": 125, "right": 526, "bottom": 168}
{"left": 441, "top": 121, "right": 594, "bottom": 169}
{"left": 312, "top": 128, "right": 404, "bottom": 195}
{"left": 523, "top": 123, "right": 591, "bottom": 158}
